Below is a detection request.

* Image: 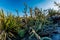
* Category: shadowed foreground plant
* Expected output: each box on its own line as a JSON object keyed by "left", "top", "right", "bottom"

{"left": 41, "top": 37, "right": 52, "bottom": 40}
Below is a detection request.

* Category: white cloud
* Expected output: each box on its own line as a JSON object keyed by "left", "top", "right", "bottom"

{"left": 34, "top": 0, "right": 60, "bottom": 10}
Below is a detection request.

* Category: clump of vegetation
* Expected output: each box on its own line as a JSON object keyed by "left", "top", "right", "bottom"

{"left": 0, "top": 2, "right": 60, "bottom": 40}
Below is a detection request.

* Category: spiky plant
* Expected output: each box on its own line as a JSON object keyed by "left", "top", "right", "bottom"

{"left": 30, "top": 8, "right": 33, "bottom": 18}
{"left": 0, "top": 9, "right": 19, "bottom": 40}
{"left": 48, "top": 9, "right": 58, "bottom": 17}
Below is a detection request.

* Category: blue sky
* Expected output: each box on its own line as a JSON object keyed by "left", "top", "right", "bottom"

{"left": 0, "top": 0, "right": 60, "bottom": 16}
